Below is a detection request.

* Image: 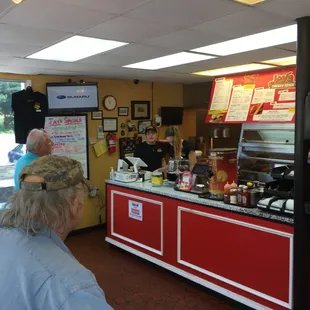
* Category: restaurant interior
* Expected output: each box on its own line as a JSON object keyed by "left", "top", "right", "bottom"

{"left": 0, "top": 0, "right": 310, "bottom": 309}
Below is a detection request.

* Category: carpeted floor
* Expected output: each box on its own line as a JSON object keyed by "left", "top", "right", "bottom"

{"left": 65, "top": 228, "right": 243, "bottom": 310}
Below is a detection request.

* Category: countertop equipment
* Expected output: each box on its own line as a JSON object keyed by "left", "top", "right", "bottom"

{"left": 257, "top": 165, "right": 294, "bottom": 214}
{"left": 174, "top": 163, "right": 213, "bottom": 195}
{"left": 238, "top": 123, "right": 295, "bottom": 214}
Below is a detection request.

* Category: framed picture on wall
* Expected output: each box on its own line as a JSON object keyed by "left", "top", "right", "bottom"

{"left": 138, "top": 120, "right": 152, "bottom": 134}
{"left": 118, "top": 107, "right": 128, "bottom": 116}
{"left": 102, "top": 118, "right": 118, "bottom": 132}
{"left": 131, "top": 101, "right": 150, "bottom": 120}
{"left": 91, "top": 110, "right": 103, "bottom": 120}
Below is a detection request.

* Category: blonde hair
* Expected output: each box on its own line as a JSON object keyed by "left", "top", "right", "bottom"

{"left": 1, "top": 186, "right": 84, "bottom": 234}
{"left": 165, "top": 126, "right": 182, "bottom": 158}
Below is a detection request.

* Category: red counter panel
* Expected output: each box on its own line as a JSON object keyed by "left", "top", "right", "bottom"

{"left": 110, "top": 189, "right": 163, "bottom": 255}
{"left": 177, "top": 206, "right": 292, "bottom": 309}
{"left": 106, "top": 184, "right": 293, "bottom": 310}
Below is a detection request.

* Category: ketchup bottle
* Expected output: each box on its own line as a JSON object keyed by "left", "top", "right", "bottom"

{"left": 224, "top": 182, "right": 231, "bottom": 204}
{"left": 242, "top": 186, "right": 250, "bottom": 207}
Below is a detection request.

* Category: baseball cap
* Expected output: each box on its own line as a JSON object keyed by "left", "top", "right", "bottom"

{"left": 145, "top": 125, "right": 157, "bottom": 134}
{"left": 19, "top": 155, "right": 85, "bottom": 191}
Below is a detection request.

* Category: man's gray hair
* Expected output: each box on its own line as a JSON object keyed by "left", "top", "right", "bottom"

{"left": 26, "top": 129, "right": 46, "bottom": 153}
{"left": 1, "top": 186, "right": 84, "bottom": 233}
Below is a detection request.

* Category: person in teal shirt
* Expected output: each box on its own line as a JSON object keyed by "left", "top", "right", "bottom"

{"left": 14, "top": 129, "right": 54, "bottom": 189}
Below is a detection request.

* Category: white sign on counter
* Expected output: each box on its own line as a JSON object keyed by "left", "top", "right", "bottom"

{"left": 129, "top": 200, "right": 143, "bottom": 221}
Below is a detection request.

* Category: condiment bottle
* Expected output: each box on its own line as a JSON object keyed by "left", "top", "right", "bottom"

{"left": 237, "top": 185, "right": 243, "bottom": 206}
{"left": 231, "top": 180, "right": 238, "bottom": 190}
{"left": 110, "top": 167, "right": 114, "bottom": 180}
{"left": 224, "top": 182, "right": 231, "bottom": 204}
{"left": 242, "top": 186, "right": 250, "bottom": 207}
{"left": 230, "top": 188, "right": 237, "bottom": 205}
{"left": 229, "top": 181, "right": 238, "bottom": 205}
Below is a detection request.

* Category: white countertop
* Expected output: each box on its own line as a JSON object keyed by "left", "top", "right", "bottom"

{"left": 106, "top": 180, "right": 293, "bottom": 225}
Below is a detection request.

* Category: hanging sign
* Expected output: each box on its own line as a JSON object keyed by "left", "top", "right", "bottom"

{"left": 206, "top": 67, "right": 296, "bottom": 124}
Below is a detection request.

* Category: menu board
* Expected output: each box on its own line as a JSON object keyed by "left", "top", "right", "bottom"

{"left": 206, "top": 67, "right": 296, "bottom": 124}
{"left": 44, "top": 115, "right": 89, "bottom": 178}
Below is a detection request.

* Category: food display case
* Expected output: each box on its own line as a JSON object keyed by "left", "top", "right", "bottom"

{"left": 237, "top": 123, "right": 294, "bottom": 184}
{"left": 237, "top": 123, "right": 295, "bottom": 214}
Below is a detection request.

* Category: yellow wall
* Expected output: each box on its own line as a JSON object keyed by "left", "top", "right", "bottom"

{"left": 181, "top": 109, "right": 197, "bottom": 139}
{"left": 0, "top": 73, "right": 183, "bottom": 228}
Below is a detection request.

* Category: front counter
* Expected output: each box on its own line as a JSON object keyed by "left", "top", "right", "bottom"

{"left": 105, "top": 180, "right": 293, "bottom": 310}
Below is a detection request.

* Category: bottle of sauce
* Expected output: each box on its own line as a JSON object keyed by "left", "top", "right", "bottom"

{"left": 242, "top": 186, "right": 250, "bottom": 207}
{"left": 237, "top": 185, "right": 243, "bottom": 206}
{"left": 230, "top": 188, "right": 237, "bottom": 205}
{"left": 229, "top": 181, "right": 238, "bottom": 205}
{"left": 224, "top": 182, "right": 231, "bottom": 204}
{"left": 231, "top": 180, "right": 237, "bottom": 189}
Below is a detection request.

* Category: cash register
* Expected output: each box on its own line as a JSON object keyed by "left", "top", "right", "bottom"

{"left": 114, "top": 157, "right": 147, "bottom": 183}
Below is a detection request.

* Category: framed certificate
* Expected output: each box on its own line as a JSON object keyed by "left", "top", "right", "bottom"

{"left": 102, "top": 118, "right": 118, "bottom": 132}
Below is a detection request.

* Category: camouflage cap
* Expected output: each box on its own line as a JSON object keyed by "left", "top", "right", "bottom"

{"left": 19, "top": 155, "right": 85, "bottom": 191}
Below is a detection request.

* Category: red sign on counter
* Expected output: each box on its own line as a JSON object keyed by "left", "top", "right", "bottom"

{"left": 206, "top": 67, "right": 296, "bottom": 124}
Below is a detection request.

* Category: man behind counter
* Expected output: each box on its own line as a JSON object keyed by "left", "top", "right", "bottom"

{"left": 134, "top": 126, "right": 167, "bottom": 172}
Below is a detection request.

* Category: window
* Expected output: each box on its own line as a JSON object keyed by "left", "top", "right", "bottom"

{"left": 0, "top": 80, "right": 30, "bottom": 192}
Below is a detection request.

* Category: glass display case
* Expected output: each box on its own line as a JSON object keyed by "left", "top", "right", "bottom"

{"left": 237, "top": 123, "right": 294, "bottom": 184}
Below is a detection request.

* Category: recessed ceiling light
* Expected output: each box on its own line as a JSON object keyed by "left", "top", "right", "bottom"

{"left": 123, "top": 52, "right": 216, "bottom": 70}
{"left": 191, "top": 24, "right": 297, "bottom": 56}
{"left": 233, "top": 0, "right": 265, "bottom": 5}
{"left": 192, "top": 63, "right": 275, "bottom": 77}
{"left": 261, "top": 56, "right": 296, "bottom": 66}
{"left": 27, "top": 35, "right": 128, "bottom": 62}
{"left": 12, "top": 0, "right": 23, "bottom": 3}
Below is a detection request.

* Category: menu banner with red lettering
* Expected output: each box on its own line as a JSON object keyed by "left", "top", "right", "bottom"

{"left": 206, "top": 67, "right": 296, "bottom": 124}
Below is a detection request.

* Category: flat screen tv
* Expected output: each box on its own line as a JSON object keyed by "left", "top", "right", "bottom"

{"left": 160, "top": 107, "right": 183, "bottom": 125}
{"left": 46, "top": 82, "right": 99, "bottom": 113}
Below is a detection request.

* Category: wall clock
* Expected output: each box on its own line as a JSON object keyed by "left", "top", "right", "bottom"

{"left": 103, "top": 95, "right": 117, "bottom": 111}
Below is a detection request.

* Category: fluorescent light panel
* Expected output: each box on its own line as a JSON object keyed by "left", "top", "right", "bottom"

{"left": 123, "top": 52, "right": 216, "bottom": 70}
{"left": 27, "top": 35, "right": 128, "bottom": 62}
{"left": 261, "top": 55, "right": 296, "bottom": 66}
{"left": 192, "top": 63, "right": 275, "bottom": 76}
{"left": 191, "top": 24, "right": 297, "bottom": 56}
{"left": 234, "top": 0, "right": 265, "bottom": 5}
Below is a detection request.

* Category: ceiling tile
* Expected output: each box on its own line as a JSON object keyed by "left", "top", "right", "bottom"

{"left": 143, "top": 29, "right": 229, "bottom": 50}
{"left": 0, "top": 42, "right": 40, "bottom": 57}
{"left": 124, "top": 0, "right": 245, "bottom": 28}
{"left": 0, "top": 0, "right": 13, "bottom": 16}
{"left": 82, "top": 16, "right": 179, "bottom": 43}
{"left": 258, "top": 0, "right": 310, "bottom": 19}
{"left": 0, "top": 0, "right": 115, "bottom": 33}
{"left": 276, "top": 42, "right": 297, "bottom": 52}
{"left": 191, "top": 7, "right": 292, "bottom": 39}
{"left": 0, "top": 23, "right": 71, "bottom": 47}
{"left": 0, "top": 65, "right": 40, "bottom": 75}
{"left": 0, "top": 56, "right": 11, "bottom": 65}
{"left": 55, "top": 0, "right": 149, "bottom": 14}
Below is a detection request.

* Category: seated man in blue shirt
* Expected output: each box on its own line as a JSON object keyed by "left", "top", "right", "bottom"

{"left": 14, "top": 128, "right": 54, "bottom": 189}
{"left": 0, "top": 155, "right": 113, "bottom": 310}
